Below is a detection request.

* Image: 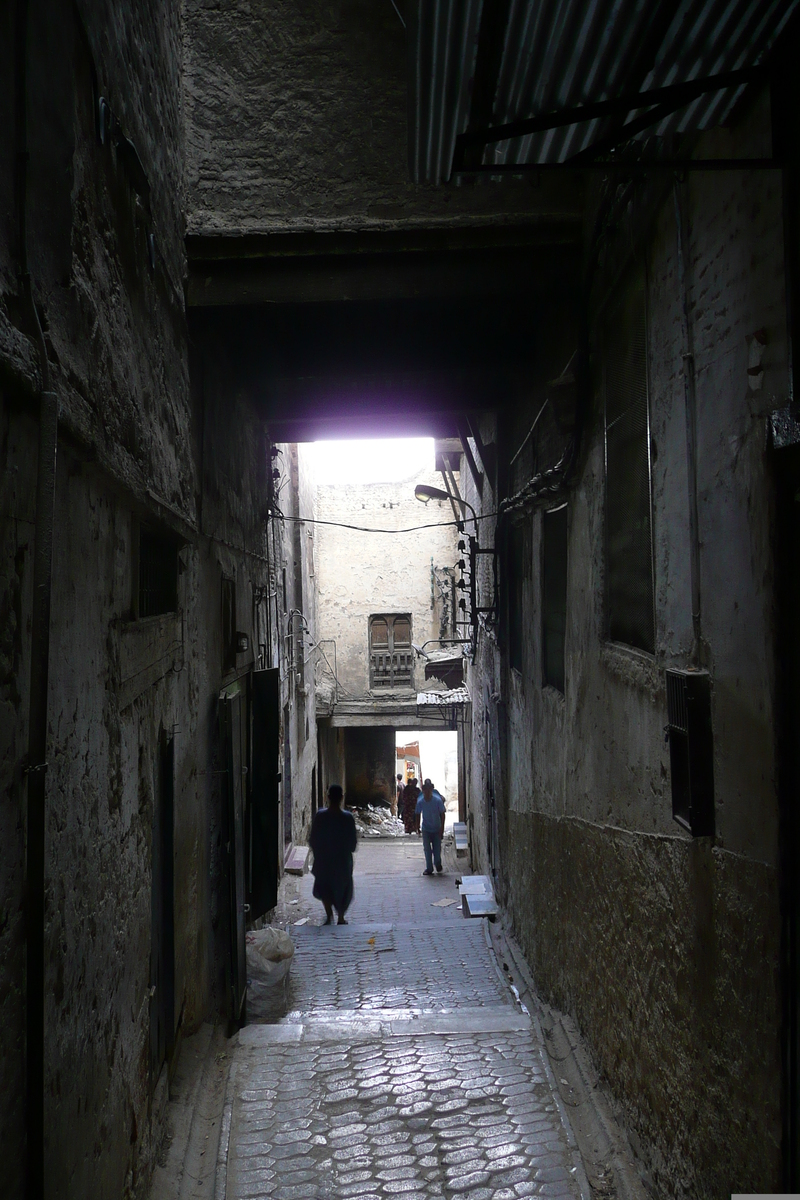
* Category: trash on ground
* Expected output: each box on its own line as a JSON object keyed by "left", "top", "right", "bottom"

{"left": 458, "top": 874, "right": 493, "bottom": 895}
{"left": 246, "top": 926, "right": 295, "bottom": 1019}
{"left": 293, "top": 917, "right": 309, "bottom": 926}
{"left": 453, "top": 821, "right": 469, "bottom": 856}
{"left": 459, "top": 875, "right": 499, "bottom": 919}
{"left": 431, "top": 897, "right": 459, "bottom": 908}
{"left": 351, "top": 804, "right": 406, "bottom": 838}
{"left": 285, "top": 845, "right": 309, "bottom": 874}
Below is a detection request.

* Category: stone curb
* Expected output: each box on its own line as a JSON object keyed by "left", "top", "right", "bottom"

{"left": 497, "top": 922, "right": 651, "bottom": 1200}
{"left": 213, "top": 1059, "right": 237, "bottom": 1200}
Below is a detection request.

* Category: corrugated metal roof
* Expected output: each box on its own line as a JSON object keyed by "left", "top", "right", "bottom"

{"left": 409, "top": 0, "right": 483, "bottom": 183}
{"left": 410, "top": 0, "right": 797, "bottom": 182}
{"left": 416, "top": 686, "right": 471, "bottom": 705}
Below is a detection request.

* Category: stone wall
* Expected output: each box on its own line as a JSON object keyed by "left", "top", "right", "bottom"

{"left": 1, "top": 3, "right": 195, "bottom": 1194}
{"left": 182, "top": 0, "right": 580, "bottom": 238}
{"left": 462, "top": 92, "right": 786, "bottom": 1198}
{"left": 0, "top": 3, "right": 296, "bottom": 1195}
{"left": 506, "top": 813, "right": 780, "bottom": 1197}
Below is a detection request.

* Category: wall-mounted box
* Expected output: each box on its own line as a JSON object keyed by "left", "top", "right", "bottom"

{"left": 665, "top": 668, "right": 715, "bottom": 837}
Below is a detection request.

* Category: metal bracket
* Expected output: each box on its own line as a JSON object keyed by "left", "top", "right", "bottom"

{"left": 452, "top": 65, "right": 766, "bottom": 171}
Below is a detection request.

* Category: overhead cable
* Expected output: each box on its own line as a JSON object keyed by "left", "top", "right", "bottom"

{"left": 275, "top": 513, "right": 498, "bottom": 535}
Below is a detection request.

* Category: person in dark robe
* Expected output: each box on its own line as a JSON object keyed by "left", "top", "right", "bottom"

{"left": 393, "top": 773, "right": 403, "bottom": 817}
{"left": 401, "top": 776, "right": 421, "bottom": 834}
{"left": 309, "top": 784, "right": 358, "bottom": 925}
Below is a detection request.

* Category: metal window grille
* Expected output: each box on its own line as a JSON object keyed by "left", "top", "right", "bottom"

{"left": 138, "top": 528, "right": 178, "bottom": 618}
{"left": 604, "top": 276, "right": 655, "bottom": 653}
{"left": 369, "top": 614, "right": 413, "bottom": 688}
{"left": 542, "top": 505, "right": 568, "bottom": 692}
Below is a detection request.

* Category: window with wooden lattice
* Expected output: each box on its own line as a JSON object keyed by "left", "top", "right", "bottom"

{"left": 369, "top": 614, "right": 413, "bottom": 689}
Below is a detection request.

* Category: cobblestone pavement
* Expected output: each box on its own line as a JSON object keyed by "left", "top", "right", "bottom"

{"left": 222, "top": 839, "right": 589, "bottom": 1200}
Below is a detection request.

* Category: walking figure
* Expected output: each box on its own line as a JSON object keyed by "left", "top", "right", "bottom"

{"left": 415, "top": 778, "right": 446, "bottom": 875}
{"left": 309, "top": 784, "right": 357, "bottom": 925}
{"left": 401, "top": 775, "right": 421, "bottom": 834}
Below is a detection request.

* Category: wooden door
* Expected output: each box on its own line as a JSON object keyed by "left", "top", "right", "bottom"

{"left": 250, "top": 668, "right": 280, "bottom": 919}
{"left": 220, "top": 685, "right": 247, "bottom": 1022}
{"left": 150, "top": 731, "right": 175, "bottom": 1080}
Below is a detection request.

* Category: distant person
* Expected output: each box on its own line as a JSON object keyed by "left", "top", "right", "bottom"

{"left": 415, "top": 778, "right": 446, "bottom": 875}
{"left": 308, "top": 784, "right": 357, "bottom": 925}
{"left": 401, "top": 776, "right": 421, "bottom": 834}
{"left": 393, "top": 773, "right": 403, "bottom": 818}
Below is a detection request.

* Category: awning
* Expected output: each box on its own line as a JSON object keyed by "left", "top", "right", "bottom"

{"left": 424, "top": 648, "right": 465, "bottom": 689}
{"left": 416, "top": 686, "right": 471, "bottom": 706}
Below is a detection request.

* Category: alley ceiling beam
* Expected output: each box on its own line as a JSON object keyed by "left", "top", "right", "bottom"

{"left": 454, "top": 418, "right": 484, "bottom": 498}
{"left": 185, "top": 225, "right": 581, "bottom": 307}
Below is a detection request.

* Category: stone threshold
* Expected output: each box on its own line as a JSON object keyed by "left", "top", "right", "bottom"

{"left": 238, "top": 1006, "right": 530, "bottom": 1044}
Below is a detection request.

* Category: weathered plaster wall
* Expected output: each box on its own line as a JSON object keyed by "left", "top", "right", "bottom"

{"left": 182, "top": 0, "right": 580, "bottom": 237}
{"left": 314, "top": 469, "right": 459, "bottom": 699}
{"left": 465, "top": 98, "right": 785, "bottom": 1198}
{"left": 273, "top": 442, "right": 319, "bottom": 847}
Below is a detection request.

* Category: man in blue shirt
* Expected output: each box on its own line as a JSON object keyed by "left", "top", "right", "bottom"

{"left": 415, "top": 778, "right": 446, "bottom": 875}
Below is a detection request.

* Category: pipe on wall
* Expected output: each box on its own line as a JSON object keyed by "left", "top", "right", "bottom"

{"left": 16, "top": 1, "right": 58, "bottom": 1196}
{"left": 673, "top": 175, "right": 703, "bottom": 665}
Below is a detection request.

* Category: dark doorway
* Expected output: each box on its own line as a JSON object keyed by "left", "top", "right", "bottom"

{"left": 149, "top": 730, "right": 175, "bottom": 1083}
{"left": 220, "top": 683, "right": 247, "bottom": 1023}
{"left": 283, "top": 704, "right": 293, "bottom": 844}
{"left": 250, "top": 668, "right": 280, "bottom": 919}
{"left": 344, "top": 727, "right": 395, "bottom": 806}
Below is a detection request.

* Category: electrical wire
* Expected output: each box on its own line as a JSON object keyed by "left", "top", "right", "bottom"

{"left": 313, "top": 643, "right": 357, "bottom": 699}
{"left": 277, "top": 512, "right": 498, "bottom": 535}
{"left": 389, "top": 0, "right": 406, "bottom": 28}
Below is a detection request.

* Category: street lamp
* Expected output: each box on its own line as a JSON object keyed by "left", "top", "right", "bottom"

{"left": 414, "top": 483, "right": 478, "bottom": 538}
{"left": 413, "top": 481, "right": 497, "bottom": 652}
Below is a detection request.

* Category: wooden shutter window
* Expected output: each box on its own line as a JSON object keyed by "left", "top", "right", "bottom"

{"left": 369, "top": 615, "right": 413, "bottom": 688}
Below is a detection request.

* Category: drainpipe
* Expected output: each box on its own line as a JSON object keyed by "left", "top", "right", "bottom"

{"left": 673, "top": 176, "right": 702, "bottom": 665}
{"left": 16, "top": 3, "right": 57, "bottom": 1197}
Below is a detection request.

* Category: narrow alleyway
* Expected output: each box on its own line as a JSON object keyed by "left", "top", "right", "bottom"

{"left": 218, "top": 840, "right": 590, "bottom": 1200}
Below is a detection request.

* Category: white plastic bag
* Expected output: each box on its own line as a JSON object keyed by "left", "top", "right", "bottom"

{"left": 246, "top": 927, "right": 295, "bottom": 1018}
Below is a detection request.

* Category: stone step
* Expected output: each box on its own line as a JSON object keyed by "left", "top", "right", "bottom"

{"left": 283, "top": 844, "right": 309, "bottom": 875}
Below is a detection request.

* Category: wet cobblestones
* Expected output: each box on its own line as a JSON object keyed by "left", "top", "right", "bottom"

{"left": 285, "top": 921, "right": 509, "bottom": 1013}
{"left": 229, "top": 1035, "right": 580, "bottom": 1200}
{"left": 223, "top": 841, "right": 585, "bottom": 1200}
